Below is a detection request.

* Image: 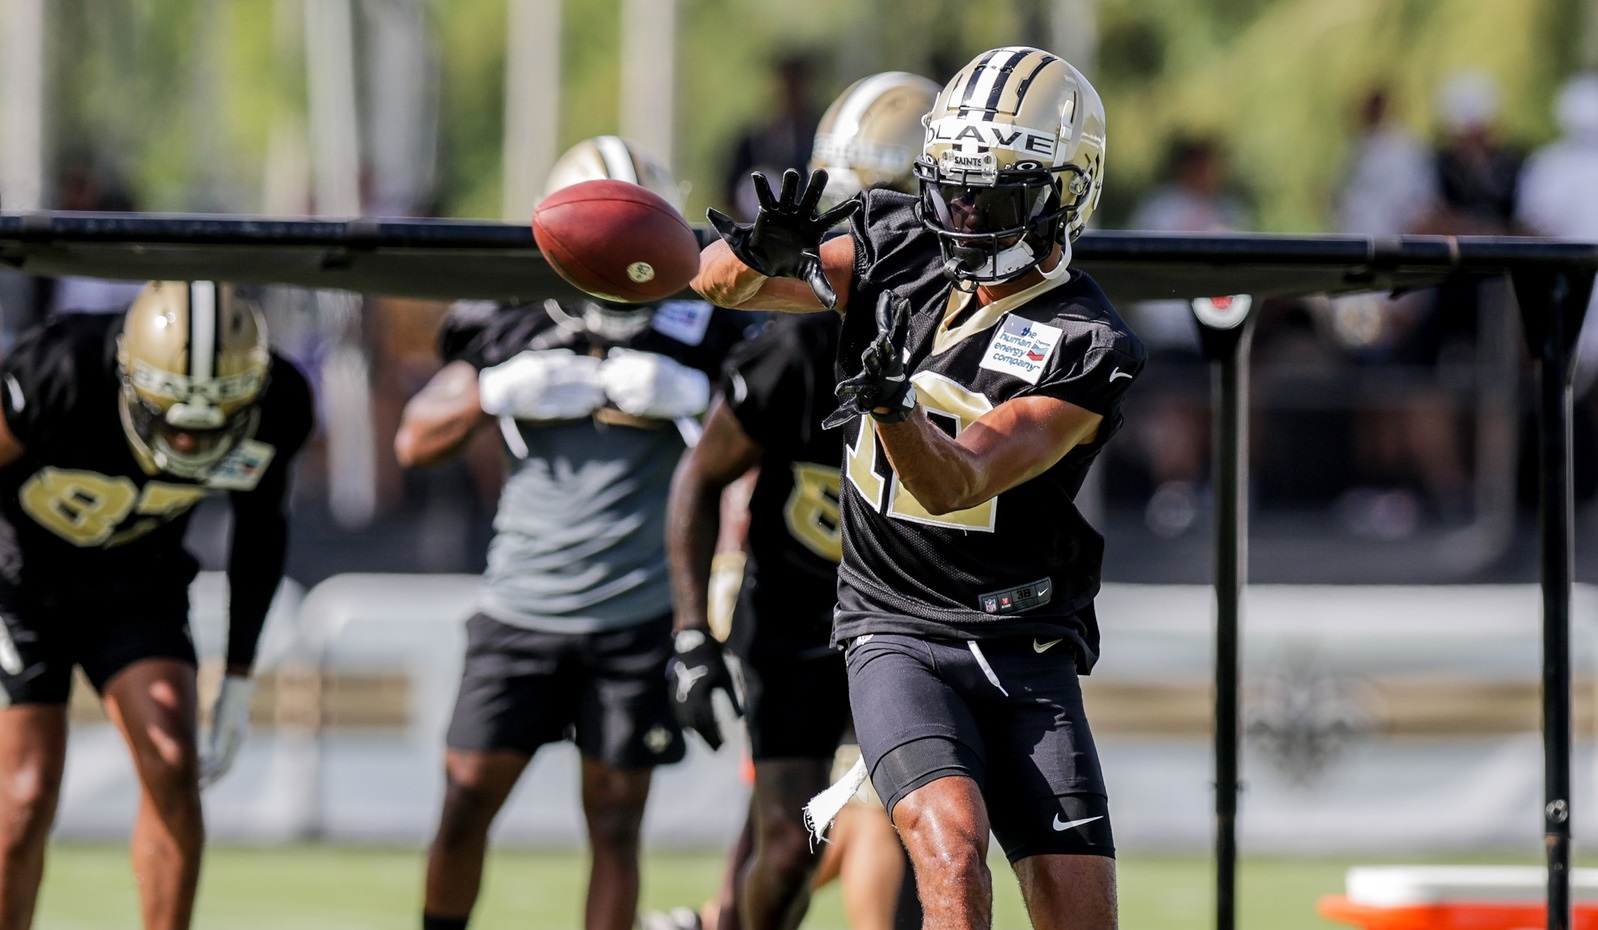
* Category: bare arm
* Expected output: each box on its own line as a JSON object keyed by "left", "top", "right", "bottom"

{"left": 666, "top": 398, "right": 764, "bottom": 635}
{"left": 394, "top": 361, "right": 492, "bottom": 468}
{"left": 875, "top": 395, "right": 1103, "bottom": 516}
{"left": 690, "top": 235, "right": 856, "bottom": 314}
{"left": 0, "top": 409, "right": 24, "bottom": 470}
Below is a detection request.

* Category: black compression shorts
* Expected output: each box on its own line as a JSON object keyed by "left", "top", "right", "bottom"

{"left": 844, "top": 633, "right": 1114, "bottom": 862}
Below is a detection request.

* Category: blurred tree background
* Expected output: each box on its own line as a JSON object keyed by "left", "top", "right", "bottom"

{"left": 29, "top": 0, "right": 1598, "bottom": 231}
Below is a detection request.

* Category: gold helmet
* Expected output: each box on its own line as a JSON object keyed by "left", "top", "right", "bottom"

{"left": 915, "top": 47, "right": 1106, "bottom": 284}
{"left": 543, "top": 136, "right": 684, "bottom": 339}
{"left": 117, "top": 281, "right": 270, "bottom": 479}
{"left": 810, "top": 71, "right": 941, "bottom": 209}
{"left": 543, "top": 135, "right": 684, "bottom": 211}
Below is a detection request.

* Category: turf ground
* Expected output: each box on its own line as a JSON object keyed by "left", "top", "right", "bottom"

{"left": 33, "top": 844, "right": 1549, "bottom": 929}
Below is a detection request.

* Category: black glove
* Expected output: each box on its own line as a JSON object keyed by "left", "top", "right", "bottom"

{"left": 823, "top": 291, "right": 916, "bottom": 430}
{"left": 707, "top": 168, "right": 860, "bottom": 309}
{"left": 666, "top": 629, "right": 742, "bottom": 751}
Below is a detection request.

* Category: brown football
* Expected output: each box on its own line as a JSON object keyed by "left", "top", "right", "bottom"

{"left": 532, "top": 179, "right": 700, "bottom": 303}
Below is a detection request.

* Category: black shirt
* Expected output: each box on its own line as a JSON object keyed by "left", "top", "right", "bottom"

{"left": 831, "top": 190, "right": 1146, "bottom": 672}
{"left": 0, "top": 313, "right": 313, "bottom": 599}
{"left": 722, "top": 313, "right": 844, "bottom": 660}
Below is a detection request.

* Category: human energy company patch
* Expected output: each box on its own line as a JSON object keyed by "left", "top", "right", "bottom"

{"left": 979, "top": 315, "right": 1062, "bottom": 385}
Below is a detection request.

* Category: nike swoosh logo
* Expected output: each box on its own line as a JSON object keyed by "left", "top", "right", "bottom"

{"left": 1034, "top": 638, "right": 1064, "bottom": 653}
{"left": 1109, "top": 368, "right": 1133, "bottom": 382}
{"left": 1052, "top": 814, "right": 1103, "bottom": 832}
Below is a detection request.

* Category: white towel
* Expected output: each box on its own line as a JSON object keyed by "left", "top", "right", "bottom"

{"left": 802, "top": 756, "right": 869, "bottom": 845}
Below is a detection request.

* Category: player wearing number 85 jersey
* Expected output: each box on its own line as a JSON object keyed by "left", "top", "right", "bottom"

{"left": 0, "top": 281, "right": 312, "bottom": 930}
{"left": 696, "top": 47, "right": 1143, "bottom": 930}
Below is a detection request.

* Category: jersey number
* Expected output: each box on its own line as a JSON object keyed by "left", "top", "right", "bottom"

{"left": 783, "top": 463, "right": 842, "bottom": 563}
{"left": 844, "top": 372, "right": 996, "bottom": 532}
{"left": 19, "top": 468, "right": 209, "bottom": 547}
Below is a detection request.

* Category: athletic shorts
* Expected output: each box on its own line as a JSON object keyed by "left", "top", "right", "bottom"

{"left": 0, "top": 590, "right": 196, "bottom": 705}
{"left": 742, "top": 650, "right": 850, "bottom": 761}
{"left": 446, "top": 612, "right": 686, "bottom": 768}
{"left": 844, "top": 633, "right": 1114, "bottom": 862}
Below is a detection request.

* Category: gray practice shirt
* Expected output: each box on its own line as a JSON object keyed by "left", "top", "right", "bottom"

{"left": 482, "top": 418, "right": 684, "bottom": 631}
{"left": 441, "top": 299, "right": 750, "bottom": 632}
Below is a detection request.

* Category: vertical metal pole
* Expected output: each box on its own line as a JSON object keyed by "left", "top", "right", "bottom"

{"left": 1213, "top": 348, "right": 1244, "bottom": 930}
{"left": 1513, "top": 268, "right": 1594, "bottom": 930}
{"left": 504, "top": 0, "right": 561, "bottom": 220}
{"left": 1192, "top": 296, "right": 1257, "bottom": 930}
{"left": 0, "top": 0, "right": 47, "bottom": 210}
{"left": 619, "top": 0, "right": 677, "bottom": 167}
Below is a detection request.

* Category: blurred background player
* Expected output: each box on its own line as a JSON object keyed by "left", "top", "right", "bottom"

{"left": 663, "top": 71, "right": 937, "bottom": 930}
{"left": 394, "top": 137, "right": 750, "bottom": 930}
{"left": 0, "top": 281, "right": 313, "bottom": 930}
{"left": 694, "top": 47, "right": 1142, "bottom": 930}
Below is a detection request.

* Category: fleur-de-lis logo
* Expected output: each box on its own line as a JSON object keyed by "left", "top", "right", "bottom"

{"left": 1245, "top": 646, "right": 1375, "bottom": 787}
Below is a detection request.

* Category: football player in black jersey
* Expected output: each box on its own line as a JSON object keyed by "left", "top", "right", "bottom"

{"left": 694, "top": 49, "right": 1143, "bottom": 930}
{"left": 0, "top": 281, "right": 312, "bottom": 929}
{"left": 665, "top": 72, "right": 937, "bottom": 930}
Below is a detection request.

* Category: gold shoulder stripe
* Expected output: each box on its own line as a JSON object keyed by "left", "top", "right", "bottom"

{"left": 932, "top": 273, "right": 1074, "bottom": 356}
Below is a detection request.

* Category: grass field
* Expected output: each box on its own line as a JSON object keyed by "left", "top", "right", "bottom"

{"left": 31, "top": 844, "right": 1553, "bottom": 929}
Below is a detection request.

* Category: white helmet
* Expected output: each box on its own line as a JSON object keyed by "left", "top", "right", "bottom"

{"left": 543, "top": 136, "right": 683, "bottom": 338}
{"left": 810, "top": 72, "right": 941, "bottom": 209}
{"left": 543, "top": 135, "right": 684, "bottom": 211}
{"left": 915, "top": 47, "right": 1106, "bottom": 284}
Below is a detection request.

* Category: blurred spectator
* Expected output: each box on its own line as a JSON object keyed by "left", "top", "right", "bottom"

{"left": 1132, "top": 136, "right": 1249, "bottom": 234}
{"left": 724, "top": 55, "right": 820, "bottom": 221}
{"left": 1326, "top": 90, "right": 1438, "bottom": 536}
{"left": 1335, "top": 89, "right": 1437, "bottom": 237}
{"left": 47, "top": 159, "right": 146, "bottom": 315}
{"left": 1417, "top": 70, "right": 1523, "bottom": 235}
{"left": 1516, "top": 73, "right": 1598, "bottom": 392}
{"left": 1348, "top": 71, "right": 1525, "bottom": 533}
{"left": 1124, "top": 137, "right": 1249, "bottom": 536}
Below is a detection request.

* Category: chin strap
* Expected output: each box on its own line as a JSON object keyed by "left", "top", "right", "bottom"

{"left": 1038, "top": 238, "right": 1073, "bottom": 279}
{"left": 945, "top": 236, "right": 1071, "bottom": 289}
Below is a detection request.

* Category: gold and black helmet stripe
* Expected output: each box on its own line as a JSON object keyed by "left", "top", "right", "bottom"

{"left": 1002, "top": 52, "right": 1061, "bottom": 117}
{"left": 952, "top": 48, "right": 1063, "bottom": 122}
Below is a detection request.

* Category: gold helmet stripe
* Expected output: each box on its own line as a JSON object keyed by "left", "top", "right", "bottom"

{"left": 188, "top": 281, "right": 217, "bottom": 382}
{"left": 593, "top": 135, "right": 641, "bottom": 186}
{"left": 999, "top": 52, "right": 1061, "bottom": 117}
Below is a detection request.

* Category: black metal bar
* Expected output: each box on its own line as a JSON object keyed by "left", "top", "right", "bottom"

{"left": 3, "top": 212, "right": 1596, "bottom": 270}
{"left": 1512, "top": 269, "right": 1594, "bottom": 930}
{"left": 1193, "top": 297, "right": 1258, "bottom": 930}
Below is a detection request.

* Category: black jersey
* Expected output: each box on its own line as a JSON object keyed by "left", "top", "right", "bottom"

{"left": 832, "top": 190, "right": 1146, "bottom": 672}
{"left": 0, "top": 313, "right": 314, "bottom": 597}
{"left": 721, "top": 313, "right": 843, "bottom": 660}
{"left": 441, "top": 298, "right": 748, "bottom": 379}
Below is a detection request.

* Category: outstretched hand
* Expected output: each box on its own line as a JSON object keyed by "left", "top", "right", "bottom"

{"left": 707, "top": 169, "right": 859, "bottom": 309}
{"left": 823, "top": 291, "right": 916, "bottom": 430}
